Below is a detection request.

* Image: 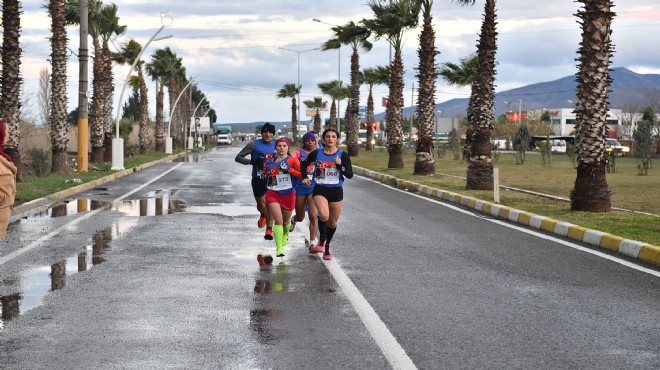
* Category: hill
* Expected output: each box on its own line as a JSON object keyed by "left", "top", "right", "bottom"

{"left": 379, "top": 67, "right": 660, "bottom": 120}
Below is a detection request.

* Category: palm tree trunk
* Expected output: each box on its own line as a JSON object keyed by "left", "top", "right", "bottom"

{"left": 49, "top": 0, "right": 69, "bottom": 173}
{"left": 138, "top": 72, "right": 149, "bottom": 154}
{"left": 102, "top": 46, "right": 114, "bottom": 162}
{"left": 414, "top": 2, "right": 437, "bottom": 176}
{"left": 570, "top": 0, "right": 614, "bottom": 212}
{"left": 90, "top": 40, "right": 105, "bottom": 163}
{"left": 366, "top": 89, "right": 375, "bottom": 151}
{"left": 387, "top": 53, "right": 405, "bottom": 169}
{"left": 466, "top": 0, "right": 497, "bottom": 190}
{"left": 347, "top": 48, "right": 361, "bottom": 157}
{"left": 1, "top": 0, "right": 24, "bottom": 181}
{"left": 155, "top": 85, "right": 165, "bottom": 152}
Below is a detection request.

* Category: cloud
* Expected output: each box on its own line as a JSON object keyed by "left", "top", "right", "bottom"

{"left": 16, "top": 0, "right": 660, "bottom": 124}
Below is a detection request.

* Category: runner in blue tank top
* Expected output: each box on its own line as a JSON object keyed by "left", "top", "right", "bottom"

{"left": 300, "top": 128, "right": 353, "bottom": 260}
{"left": 235, "top": 123, "right": 276, "bottom": 240}
{"left": 289, "top": 132, "right": 319, "bottom": 250}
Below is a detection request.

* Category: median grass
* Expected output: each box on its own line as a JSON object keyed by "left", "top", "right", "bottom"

{"left": 15, "top": 149, "right": 187, "bottom": 205}
{"left": 350, "top": 147, "right": 660, "bottom": 246}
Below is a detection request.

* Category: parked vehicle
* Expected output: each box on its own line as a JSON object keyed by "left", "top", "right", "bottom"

{"left": 217, "top": 134, "right": 233, "bottom": 145}
{"left": 550, "top": 139, "right": 567, "bottom": 153}
{"left": 604, "top": 138, "right": 630, "bottom": 156}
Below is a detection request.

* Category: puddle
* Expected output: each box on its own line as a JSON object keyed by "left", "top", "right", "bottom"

{"left": 0, "top": 227, "right": 113, "bottom": 330}
{"left": 181, "top": 204, "right": 259, "bottom": 217}
{"left": 172, "top": 155, "right": 200, "bottom": 162}
{"left": 20, "top": 191, "right": 186, "bottom": 221}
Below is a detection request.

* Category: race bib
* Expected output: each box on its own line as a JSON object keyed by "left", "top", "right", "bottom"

{"left": 316, "top": 167, "right": 339, "bottom": 185}
{"left": 268, "top": 173, "right": 293, "bottom": 191}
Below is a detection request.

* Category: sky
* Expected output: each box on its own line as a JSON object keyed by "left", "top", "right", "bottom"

{"left": 17, "top": 0, "right": 660, "bottom": 125}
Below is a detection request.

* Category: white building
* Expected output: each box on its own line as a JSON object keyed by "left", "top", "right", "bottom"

{"left": 544, "top": 108, "right": 622, "bottom": 137}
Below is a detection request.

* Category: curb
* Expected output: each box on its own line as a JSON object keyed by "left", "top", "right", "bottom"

{"left": 9, "top": 151, "right": 190, "bottom": 224}
{"left": 353, "top": 166, "right": 660, "bottom": 267}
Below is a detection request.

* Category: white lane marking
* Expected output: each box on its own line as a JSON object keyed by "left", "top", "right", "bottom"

{"left": 0, "top": 163, "right": 183, "bottom": 267}
{"left": 358, "top": 175, "right": 660, "bottom": 278}
{"left": 321, "top": 257, "right": 418, "bottom": 370}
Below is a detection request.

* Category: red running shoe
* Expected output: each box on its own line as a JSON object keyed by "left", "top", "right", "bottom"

{"left": 323, "top": 252, "right": 333, "bottom": 260}
{"left": 264, "top": 229, "right": 274, "bottom": 240}
{"left": 257, "top": 214, "right": 266, "bottom": 229}
{"left": 309, "top": 240, "right": 325, "bottom": 254}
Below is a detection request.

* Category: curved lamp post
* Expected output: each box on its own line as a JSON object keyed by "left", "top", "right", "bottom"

{"left": 313, "top": 18, "right": 342, "bottom": 132}
{"left": 112, "top": 12, "right": 173, "bottom": 170}
{"left": 165, "top": 78, "right": 195, "bottom": 154}
{"left": 189, "top": 98, "right": 207, "bottom": 149}
{"left": 279, "top": 46, "right": 320, "bottom": 134}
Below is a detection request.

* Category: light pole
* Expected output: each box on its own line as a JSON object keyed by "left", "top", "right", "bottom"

{"left": 279, "top": 47, "right": 320, "bottom": 133}
{"left": 313, "top": 18, "right": 342, "bottom": 133}
{"left": 190, "top": 98, "right": 207, "bottom": 148}
{"left": 112, "top": 12, "right": 173, "bottom": 170}
{"left": 165, "top": 77, "right": 195, "bottom": 154}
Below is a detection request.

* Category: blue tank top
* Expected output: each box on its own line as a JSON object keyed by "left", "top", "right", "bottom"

{"left": 264, "top": 154, "right": 297, "bottom": 195}
{"left": 295, "top": 148, "right": 315, "bottom": 190}
{"left": 314, "top": 149, "right": 344, "bottom": 188}
{"left": 251, "top": 139, "right": 275, "bottom": 178}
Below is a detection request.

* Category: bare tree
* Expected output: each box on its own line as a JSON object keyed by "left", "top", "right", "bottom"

{"left": 616, "top": 103, "right": 640, "bottom": 139}
{"left": 38, "top": 67, "right": 51, "bottom": 127}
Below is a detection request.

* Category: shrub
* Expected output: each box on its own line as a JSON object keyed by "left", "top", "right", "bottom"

{"left": 27, "top": 148, "right": 50, "bottom": 177}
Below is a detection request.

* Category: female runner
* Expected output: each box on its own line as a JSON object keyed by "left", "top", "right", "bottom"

{"left": 301, "top": 128, "right": 353, "bottom": 260}
{"left": 264, "top": 137, "right": 302, "bottom": 257}
{"left": 289, "top": 132, "right": 319, "bottom": 250}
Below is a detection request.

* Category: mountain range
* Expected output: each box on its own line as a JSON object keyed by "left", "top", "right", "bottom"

{"left": 228, "top": 67, "right": 660, "bottom": 132}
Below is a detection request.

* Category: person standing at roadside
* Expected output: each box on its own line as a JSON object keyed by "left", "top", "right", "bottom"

{"left": 0, "top": 119, "right": 17, "bottom": 238}
{"left": 235, "top": 123, "right": 276, "bottom": 240}
{"left": 301, "top": 128, "right": 353, "bottom": 260}
{"left": 264, "top": 137, "right": 301, "bottom": 257}
{"left": 289, "top": 132, "right": 319, "bottom": 250}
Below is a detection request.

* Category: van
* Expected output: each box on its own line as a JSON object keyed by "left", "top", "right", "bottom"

{"left": 217, "top": 134, "right": 233, "bottom": 145}
{"left": 551, "top": 140, "right": 566, "bottom": 153}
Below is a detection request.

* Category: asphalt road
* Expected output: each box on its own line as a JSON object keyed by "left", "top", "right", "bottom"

{"left": 0, "top": 146, "right": 658, "bottom": 369}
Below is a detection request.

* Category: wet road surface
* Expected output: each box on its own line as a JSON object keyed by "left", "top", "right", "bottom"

{"left": 0, "top": 147, "right": 658, "bottom": 369}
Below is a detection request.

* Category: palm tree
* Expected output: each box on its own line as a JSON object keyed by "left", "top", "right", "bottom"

{"left": 570, "top": 0, "right": 615, "bottom": 212}
{"left": 1, "top": 0, "right": 24, "bottom": 180}
{"left": 99, "top": 3, "right": 126, "bottom": 161}
{"left": 437, "top": 54, "right": 478, "bottom": 87}
{"left": 48, "top": 0, "right": 69, "bottom": 173}
{"left": 65, "top": 0, "right": 105, "bottom": 162}
{"left": 320, "top": 21, "right": 372, "bottom": 157}
{"left": 452, "top": 0, "right": 498, "bottom": 190}
{"left": 318, "top": 80, "right": 349, "bottom": 131}
{"left": 363, "top": 0, "right": 422, "bottom": 168}
{"left": 362, "top": 66, "right": 389, "bottom": 151}
{"left": 303, "top": 97, "right": 328, "bottom": 134}
{"left": 146, "top": 48, "right": 179, "bottom": 152}
{"left": 114, "top": 39, "right": 150, "bottom": 154}
{"left": 414, "top": 0, "right": 439, "bottom": 175}
{"left": 276, "top": 83, "right": 300, "bottom": 142}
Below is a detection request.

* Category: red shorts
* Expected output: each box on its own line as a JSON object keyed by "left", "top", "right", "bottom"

{"left": 265, "top": 190, "right": 296, "bottom": 210}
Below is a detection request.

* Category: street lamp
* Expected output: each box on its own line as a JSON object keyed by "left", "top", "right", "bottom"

{"left": 313, "top": 18, "right": 342, "bottom": 132}
{"left": 279, "top": 46, "right": 320, "bottom": 133}
{"left": 112, "top": 12, "right": 173, "bottom": 170}
{"left": 165, "top": 77, "right": 195, "bottom": 154}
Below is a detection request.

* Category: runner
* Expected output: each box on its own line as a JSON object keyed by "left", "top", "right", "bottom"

{"left": 235, "top": 123, "right": 276, "bottom": 240}
{"left": 264, "top": 137, "right": 302, "bottom": 257}
{"left": 289, "top": 132, "right": 319, "bottom": 250}
{"left": 301, "top": 128, "right": 353, "bottom": 260}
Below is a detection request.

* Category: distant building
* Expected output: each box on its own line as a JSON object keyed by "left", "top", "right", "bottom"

{"left": 541, "top": 108, "right": 622, "bottom": 137}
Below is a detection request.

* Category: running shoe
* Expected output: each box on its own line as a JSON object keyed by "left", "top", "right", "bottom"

{"left": 257, "top": 214, "right": 266, "bottom": 229}
{"left": 309, "top": 240, "right": 325, "bottom": 254}
{"left": 257, "top": 254, "right": 266, "bottom": 267}
{"left": 264, "top": 229, "right": 274, "bottom": 240}
{"left": 276, "top": 245, "right": 285, "bottom": 257}
{"left": 289, "top": 218, "right": 296, "bottom": 232}
{"left": 323, "top": 252, "right": 333, "bottom": 260}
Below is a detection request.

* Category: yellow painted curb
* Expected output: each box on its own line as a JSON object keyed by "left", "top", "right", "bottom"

{"left": 600, "top": 234, "right": 624, "bottom": 252}
{"left": 639, "top": 245, "right": 660, "bottom": 266}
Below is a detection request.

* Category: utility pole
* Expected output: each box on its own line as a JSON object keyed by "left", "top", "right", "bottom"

{"left": 77, "top": 0, "right": 89, "bottom": 172}
{"left": 410, "top": 82, "right": 415, "bottom": 140}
